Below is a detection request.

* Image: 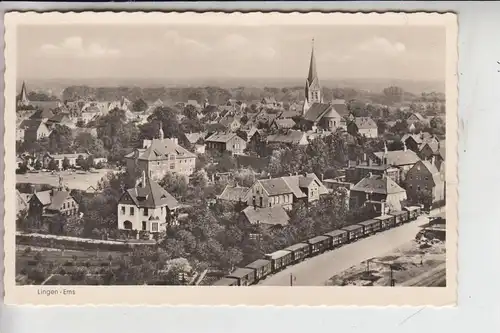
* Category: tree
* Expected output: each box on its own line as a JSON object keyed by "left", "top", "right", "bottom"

{"left": 160, "top": 172, "right": 188, "bottom": 199}
{"left": 48, "top": 124, "right": 74, "bottom": 154}
{"left": 34, "top": 159, "right": 42, "bottom": 170}
{"left": 76, "top": 155, "right": 88, "bottom": 170}
{"left": 62, "top": 157, "right": 71, "bottom": 170}
{"left": 131, "top": 98, "right": 148, "bottom": 112}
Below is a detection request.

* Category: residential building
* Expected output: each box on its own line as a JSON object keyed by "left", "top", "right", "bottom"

{"left": 18, "top": 119, "right": 51, "bottom": 142}
{"left": 125, "top": 127, "right": 196, "bottom": 181}
{"left": 401, "top": 132, "right": 439, "bottom": 158}
{"left": 406, "top": 112, "right": 428, "bottom": 125}
{"left": 261, "top": 97, "right": 281, "bottom": 109}
{"left": 217, "top": 185, "right": 250, "bottom": 204}
{"left": 241, "top": 206, "right": 290, "bottom": 228}
{"left": 205, "top": 132, "right": 247, "bottom": 155}
{"left": 117, "top": 172, "right": 180, "bottom": 234}
{"left": 266, "top": 130, "right": 309, "bottom": 146}
{"left": 347, "top": 117, "right": 378, "bottom": 138}
{"left": 219, "top": 116, "right": 241, "bottom": 132}
{"left": 29, "top": 109, "right": 54, "bottom": 122}
{"left": 369, "top": 144, "right": 421, "bottom": 182}
{"left": 270, "top": 118, "right": 296, "bottom": 131}
{"left": 46, "top": 112, "right": 76, "bottom": 129}
{"left": 247, "top": 173, "right": 328, "bottom": 210}
{"left": 346, "top": 158, "right": 401, "bottom": 184}
{"left": 350, "top": 173, "right": 408, "bottom": 213}
{"left": 405, "top": 159, "right": 445, "bottom": 209}
{"left": 28, "top": 188, "right": 80, "bottom": 218}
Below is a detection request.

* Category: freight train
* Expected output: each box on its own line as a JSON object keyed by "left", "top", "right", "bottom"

{"left": 212, "top": 206, "right": 421, "bottom": 286}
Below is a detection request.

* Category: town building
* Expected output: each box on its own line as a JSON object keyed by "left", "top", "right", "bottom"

{"left": 350, "top": 173, "right": 408, "bottom": 213}
{"left": 405, "top": 159, "right": 445, "bottom": 209}
{"left": 346, "top": 158, "right": 401, "bottom": 184}
{"left": 28, "top": 187, "right": 80, "bottom": 219}
{"left": 18, "top": 119, "right": 52, "bottom": 142}
{"left": 219, "top": 116, "right": 241, "bottom": 132}
{"left": 125, "top": 126, "right": 196, "bottom": 181}
{"left": 217, "top": 185, "right": 250, "bottom": 204}
{"left": 117, "top": 172, "right": 180, "bottom": 234}
{"left": 17, "top": 81, "right": 30, "bottom": 107}
{"left": 29, "top": 109, "right": 54, "bottom": 123}
{"left": 401, "top": 132, "right": 440, "bottom": 159}
{"left": 347, "top": 117, "right": 378, "bottom": 138}
{"left": 270, "top": 118, "right": 296, "bottom": 131}
{"left": 369, "top": 143, "right": 421, "bottom": 182}
{"left": 247, "top": 173, "right": 328, "bottom": 210}
{"left": 43, "top": 153, "right": 90, "bottom": 170}
{"left": 205, "top": 132, "right": 247, "bottom": 155}
{"left": 46, "top": 112, "right": 76, "bottom": 129}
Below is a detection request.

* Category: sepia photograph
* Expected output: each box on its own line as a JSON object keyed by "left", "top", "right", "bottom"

{"left": 3, "top": 11, "right": 458, "bottom": 305}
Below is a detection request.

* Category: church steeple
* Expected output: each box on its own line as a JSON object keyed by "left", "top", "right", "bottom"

{"left": 18, "top": 81, "right": 30, "bottom": 106}
{"left": 303, "top": 39, "right": 322, "bottom": 115}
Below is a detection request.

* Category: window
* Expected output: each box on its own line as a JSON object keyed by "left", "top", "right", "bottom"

{"left": 142, "top": 221, "right": 147, "bottom": 231}
{"left": 152, "top": 223, "right": 158, "bottom": 232}
{"left": 260, "top": 197, "right": 263, "bottom": 207}
{"left": 269, "top": 202, "right": 272, "bottom": 207}
{"left": 121, "top": 206, "right": 126, "bottom": 214}
{"left": 143, "top": 208, "right": 148, "bottom": 216}
{"left": 417, "top": 185, "right": 421, "bottom": 191}
{"left": 130, "top": 207, "right": 134, "bottom": 216}
{"left": 170, "top": 155, "right": 175, "bottom": 161}
{"left": 425, "top": 177, "right": 429, "bottom": 181}
{"left": 170, "top": 164, "right": 175, "bottom": 169}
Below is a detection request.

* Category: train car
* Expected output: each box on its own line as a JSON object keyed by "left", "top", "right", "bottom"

{"left": 228, "top": 267, "right": 256, "bottom": 286}
{"left": 404, "top": 206, "right": 421, "bottom": 220}
{"left": 357, "top": 219, "right": 382, "bottom": 236}
{"left": 212, "top": 277, "right": 239, "bottom": 286}
{"left": 285, "top": 243, "right": 310, "bottom": 263}
{"left": 245, "top": 259, "right": 272, "bottom": 281}
{"left": 389, "top": 210, "right": 409, "bottom": 225}
{"left": 341, "top": 224, "right": 364, "bottom": 242}
{"left": 306, "top": 235, "right": 330, "bottom": 255}
{"left": 324, "top": 229, "right": 348, "bottom": 248}
{"left": 375, "top": 215, "right": 396, "bottom": 230}
{"left": 265, "top": 250, "right": 293, "bottom": 272}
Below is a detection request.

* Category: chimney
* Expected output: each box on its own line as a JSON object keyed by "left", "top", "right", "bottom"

{"left": 142, "top": 170, "right": 146, "bottom": 188}
{"left": 363, "top": 153, "right": 367, "bottom": 162}
{"left": 403, "top": 141, "right": 407, "bottom": 152}
{"left": 431, "top": 155, "right": 436, "bottom": 166}
{"left": 321, "top": 173, "right": 324, "bottom": 181}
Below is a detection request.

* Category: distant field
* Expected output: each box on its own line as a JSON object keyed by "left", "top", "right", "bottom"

{"left": 16, "top": 169, "right": 115, "bottom": 191}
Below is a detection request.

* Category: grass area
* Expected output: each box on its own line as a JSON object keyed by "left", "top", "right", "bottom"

{"left": 327, "top": 239, "right": 446, "bottom": 287}
{"left": 16, "top": 169, "right": 115, "bottom": 191}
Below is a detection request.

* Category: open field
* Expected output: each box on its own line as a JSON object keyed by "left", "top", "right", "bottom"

{"left": 327, "top": 239, "right": 446, "bottom": 287}
{"left": 16, "top": 169, "right": 115, "bottom": 191}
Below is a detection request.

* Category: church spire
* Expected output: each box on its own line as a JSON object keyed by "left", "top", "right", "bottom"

{"left": 18, "top": 81, "right": 30, "bottom": 106}
{"left": 307, "top": 38, "right": 318, "bottom": 85}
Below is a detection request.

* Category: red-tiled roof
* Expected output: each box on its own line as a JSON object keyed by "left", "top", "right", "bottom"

{"left": 351, "top": 174, "right": 406, "bottom": 195}
{"left": 242, "top": 206, "right": 290, "bottom": 226}
{"left": 123, "top": 178, "right": 179, "bottom": 209}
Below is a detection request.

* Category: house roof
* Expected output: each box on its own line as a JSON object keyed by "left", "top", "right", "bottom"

{"left": 281, "top": 173, "right": 329, "bottom": 198}
{"left": 219, "top": 116, "right": 239, "bottom": 128}
{"left": 279, "top": 111, "right": 300, "bottom": 119}
{"left": 242, "top": 206, "right": 290, "bottom": 226}
{"left": 438, "top": 140, "right": 446, "bottom": 159}
{"left": 353, "top": 117, "right": 377, "bottom": 129}
{"left": 184, "top": 132, "right": 204, "bottom": 144}
{"left": 258, "top": 178, "right": 293, "bottom": 196}
{"left": 122, "top": 177, "right": 179, "bottom": 209}
{"left": 47, "top": 153, "right": 88, "bottom": 160}
{"left": 262, "top": 97, "right": 277, "bottom": 104}
{"left": 303, "top": 103, "right": 332, "bottom": 122}
{"left": 19, "top": 119, "right": 44, "bottom": 130}
{"left": 409, "top": 113, "right": 426, "bottom": 121}
{"left": 273, "top": 118, "right": 296, "bottom": 129}
{"left": 267, "top": 130, "right": 306, "bottom": 145}
{"left": 125, "top": 138, "right": 196, "bottom": 161}
{"left": 419, "top": 160, "right": 443, "bottom": 185}
{"left": 47, "top": 190, "right": 73, "bottom": 211}
{"left": 351, "top": 174, "right": 406, "bottom": 195}
{"left": 16, "top": 190, "right": 29, "bottom": 212}
{"left": 217, "top": 185, "right": 250, "bottom": 202}
{"left": 206, "top": 132, "right": 241, "bottom": 143}
{"left": 373, "top": 150, "right": 420, "bottom": 166}
{"left": 48, "top": 113, "right": 71, "bottom": 123}
{"left": 29, "top": 108, "right": 54, "bottom": 119}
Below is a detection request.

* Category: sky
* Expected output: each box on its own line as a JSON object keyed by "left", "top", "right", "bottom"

{"left": 17, "top": 24, "right": 446, "bottom": 82}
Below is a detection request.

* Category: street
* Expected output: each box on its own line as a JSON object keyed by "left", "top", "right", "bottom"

{"left": 258, "top": 210, "right": 443, "bottom": 286}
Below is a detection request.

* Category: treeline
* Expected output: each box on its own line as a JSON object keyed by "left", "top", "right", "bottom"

{"left": 61, "top": 85, "right": 367, "bottom": 105}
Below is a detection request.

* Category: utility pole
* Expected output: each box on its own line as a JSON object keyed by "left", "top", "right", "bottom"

{"left": 290, "top": 273, "right": 293, "bottom": 286}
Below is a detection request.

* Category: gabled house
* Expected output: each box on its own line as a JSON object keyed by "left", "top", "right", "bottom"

{"left": 217, "top": 185, "right": 250, "bottom": 204}
{"left": 405, "top": 159, "right": 445, "bottom": 209}
{"left": 117, "top": 172, "right": 180, "bottom": 234}
{"left": 125, "top": 132, "right": 197, "bottom": 181}
{"left": 247, "top": 173, "right": 328, "bottom": 210}
{"left": 18, "top": 119, "right": 51, "bottom": 142}
{"left": 350, "top": 173, "right": 407, "bottom": 213}
{"left": 29, "top": 108, "right": 54, "bottom": 122}
{"left": 401, "top": 132, "right": 439, "bottom": 157}
{"left": 369, "top": 145, "right": 421, "bottom": 182}
{"left": 219, "top": 116, "right": 241, "bottom": 132}
{"left": 347, "top": 117, "right": 378, "bottom": 138}
{"left": 270, "top": 118, "right": 296, "bottom": 131}
{"left": 46, "top": 112, "right": 76, "bottom": 129}
{"left": 28, "top": 189, "right": 79, "bottom": 219}
{"left": 205, "top": 132, "right": 247, "bottom": 155}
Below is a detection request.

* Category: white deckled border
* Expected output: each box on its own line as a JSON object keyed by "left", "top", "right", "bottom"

{"left": 3, "top": 11, "right": 458, "bottom": 306}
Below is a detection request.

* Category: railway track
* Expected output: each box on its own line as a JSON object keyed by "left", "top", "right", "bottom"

{"left": 402, "top": 263, "right": 446, "bottom": 287}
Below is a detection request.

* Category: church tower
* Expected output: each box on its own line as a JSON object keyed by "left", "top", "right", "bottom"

{"left": 18, "top": 81, "right": 30, "bottom": 107}
{"left": 303, "top": 39, "right": 322, "bottom": 115}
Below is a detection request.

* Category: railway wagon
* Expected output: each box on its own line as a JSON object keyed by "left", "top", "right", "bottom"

{"left": 285, "top": 243, "right": 310, "bottom": 263}
{"left": 212, "top": 277, "right": 239, "bottom": 286}
{"left": 358, "top": 219, "right": 381, "bottom": 236}
{"left": 324, "top": 229, "right": 348, "bottom": 248}
{"left": 375, "top": 215, "right": 396, "bottom": 230}
{"left": 341, "top": 224, "right": 364, "bottom": 242}
{"left": 390, "top": 210, "right": 409, "bottom": 225}
{"left": 265, "top": 250, "right": 293, "bottom": 272}
{"left": 228, "top": 267, "right": 256, "bottom": 286}
{"left": 306, "top": 235, "right": 331, "bottom": 255}
{"left": 246, "top": 259, "right": 272, "bottom": 281}
{"left": 404, "top": 206, "right": 421, "bottom": 220}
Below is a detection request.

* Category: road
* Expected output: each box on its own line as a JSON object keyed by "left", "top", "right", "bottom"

{"left": 258, "top": 210, "right": 443, "bottom": 286}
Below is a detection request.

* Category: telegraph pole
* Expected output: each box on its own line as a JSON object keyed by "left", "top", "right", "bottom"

{"left": 290, "top": 273, "right": 293, "bottom": 286}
